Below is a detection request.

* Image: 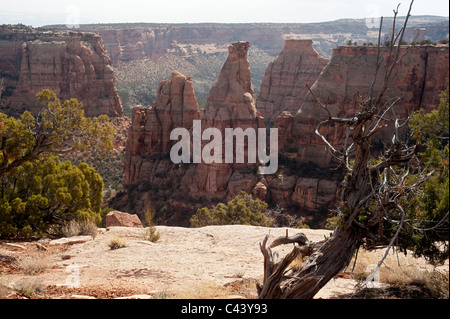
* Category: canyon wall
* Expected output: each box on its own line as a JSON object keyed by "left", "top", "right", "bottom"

{"left": 55, "top": 17, "right": 449, "bottom": 66}
{"left": 0, "top": 26, "right": 123, "bottom": 116}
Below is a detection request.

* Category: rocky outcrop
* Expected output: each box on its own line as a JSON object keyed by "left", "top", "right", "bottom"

{"left": 284, "top": 44, "right": 449, "bottom": 167}
{"left": 0, "top": 26, "right": 123, "bottom": 116}
{"left": 256, "top": 39, "right": 329, "bottom": 122}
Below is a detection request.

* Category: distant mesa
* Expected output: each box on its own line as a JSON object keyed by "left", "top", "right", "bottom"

{"left": 0, "top": 25, "right": 123, "bottom": 117}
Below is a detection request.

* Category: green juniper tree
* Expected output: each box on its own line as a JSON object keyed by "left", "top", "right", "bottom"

{"left": 0, "top": 89, "right": 114, "bottom": 238}
{"left": 190, "top": 191, "right": 270, "bottom": 227}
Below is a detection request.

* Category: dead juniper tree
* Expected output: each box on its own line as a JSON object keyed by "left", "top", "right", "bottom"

{"left": 258, "top": 0, "right": 447, "bottom": 299}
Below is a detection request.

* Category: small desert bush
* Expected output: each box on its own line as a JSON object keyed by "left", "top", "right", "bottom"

{"left": 144, "top": 208, "right": 160, "bottom": 243}
{"left": 13, "top": 278, "right": 45, "bottom": 296}
{"left": 108, "top": 234, "right": 128, "bottom": 250}
{"left": 61, "top": 219, "right": 98, "bottom": 238}
{"left": 383, "top": 267, "right": 449, "bottom": 299}
{"left": 15, "top": 252, "right": 52, "bottom": 275}
{"left": 61, "top": 219, "right": 81, "bottom": 237}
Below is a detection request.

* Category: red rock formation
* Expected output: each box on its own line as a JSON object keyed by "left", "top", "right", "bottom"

{"left": 194, "top": 41, "right": 265, "bottom": 197}
{"left": 124, "top": 70, "right": 200, "bottom": 184}
{"left": 118, "top": 42, "right": 269, "bottom": 224}
{"left": 291, "top": 178, "right": 340, "bottom": 211}
{"left": 265, "top": 44, "right": 449, "bottom": 216}
{"left": 0, "top": 26, "right": 123, "bottom": 117}
{"left": 257, "top": 39, "right": 329, "bottom": 122}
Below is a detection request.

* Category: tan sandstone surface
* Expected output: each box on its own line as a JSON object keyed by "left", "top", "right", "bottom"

{"left": 1, "top": 225, "right": 444, "bottom": 299}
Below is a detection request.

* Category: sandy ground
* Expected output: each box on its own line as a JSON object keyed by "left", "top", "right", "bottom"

{"left": 0, "top": 225, "right": 444, "bottom": 299}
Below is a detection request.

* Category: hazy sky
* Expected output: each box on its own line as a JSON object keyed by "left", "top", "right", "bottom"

{"left": 0, "top": 0, "right": 448, "bottom": 26}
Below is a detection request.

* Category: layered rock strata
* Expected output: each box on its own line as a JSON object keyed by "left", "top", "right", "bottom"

{"left": 194, "top": 41, "right": 265, "bottom": 198}
{"left": 0, "top": 26, "right": 123, "bottom": 116}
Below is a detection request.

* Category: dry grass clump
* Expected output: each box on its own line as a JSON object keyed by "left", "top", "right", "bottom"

{"left": 175, "top": 282, "right": 230, "bottom": 299}
{"left": 13, "top": 278, "right": 46, "bottom": 296}
{"left": 348, "top": 248, "right": 449, "bottom": 298}
{"left": 143, "top": 209, "right": 160, "bottom": 243}
{"left": 108, "top": 234, "right": 128, "bottom": 250}
{"left": 61, "top": 219, "right": 98, "bottom": 238}
{"left": 382, "top": 267, "right": 449, "bottom": 299}
{"left": 15, "top": 251, "right": 52, "bottom": 275}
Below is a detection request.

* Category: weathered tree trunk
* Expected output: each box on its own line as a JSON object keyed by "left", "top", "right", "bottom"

{"left": 258, "top": 224, "right": 361, "bottom": 299}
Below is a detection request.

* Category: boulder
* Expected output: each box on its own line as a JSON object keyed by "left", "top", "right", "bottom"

{"left": 106, "top": 211, "right": 143, "bottom": 228}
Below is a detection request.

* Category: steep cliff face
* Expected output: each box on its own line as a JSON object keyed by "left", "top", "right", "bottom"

{"left": 285, "top": 44, "right": 449, "bottom": 167}
{"left": 0, "top": 26, "right": 123, "bottom": 117}
{"left": 256, "top": 40, "right": 329, "bottom": 122}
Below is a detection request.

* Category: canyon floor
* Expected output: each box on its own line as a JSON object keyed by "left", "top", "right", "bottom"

{"left": 0, "top": 225, "right": 447, "bottom": 299}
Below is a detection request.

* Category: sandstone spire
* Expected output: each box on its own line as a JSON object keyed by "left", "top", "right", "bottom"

{"left": 192, "top": 41, "right": 265, "bottom": 197}
{"left": 203, "top": 41, "right": 263, "bottom": 130}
